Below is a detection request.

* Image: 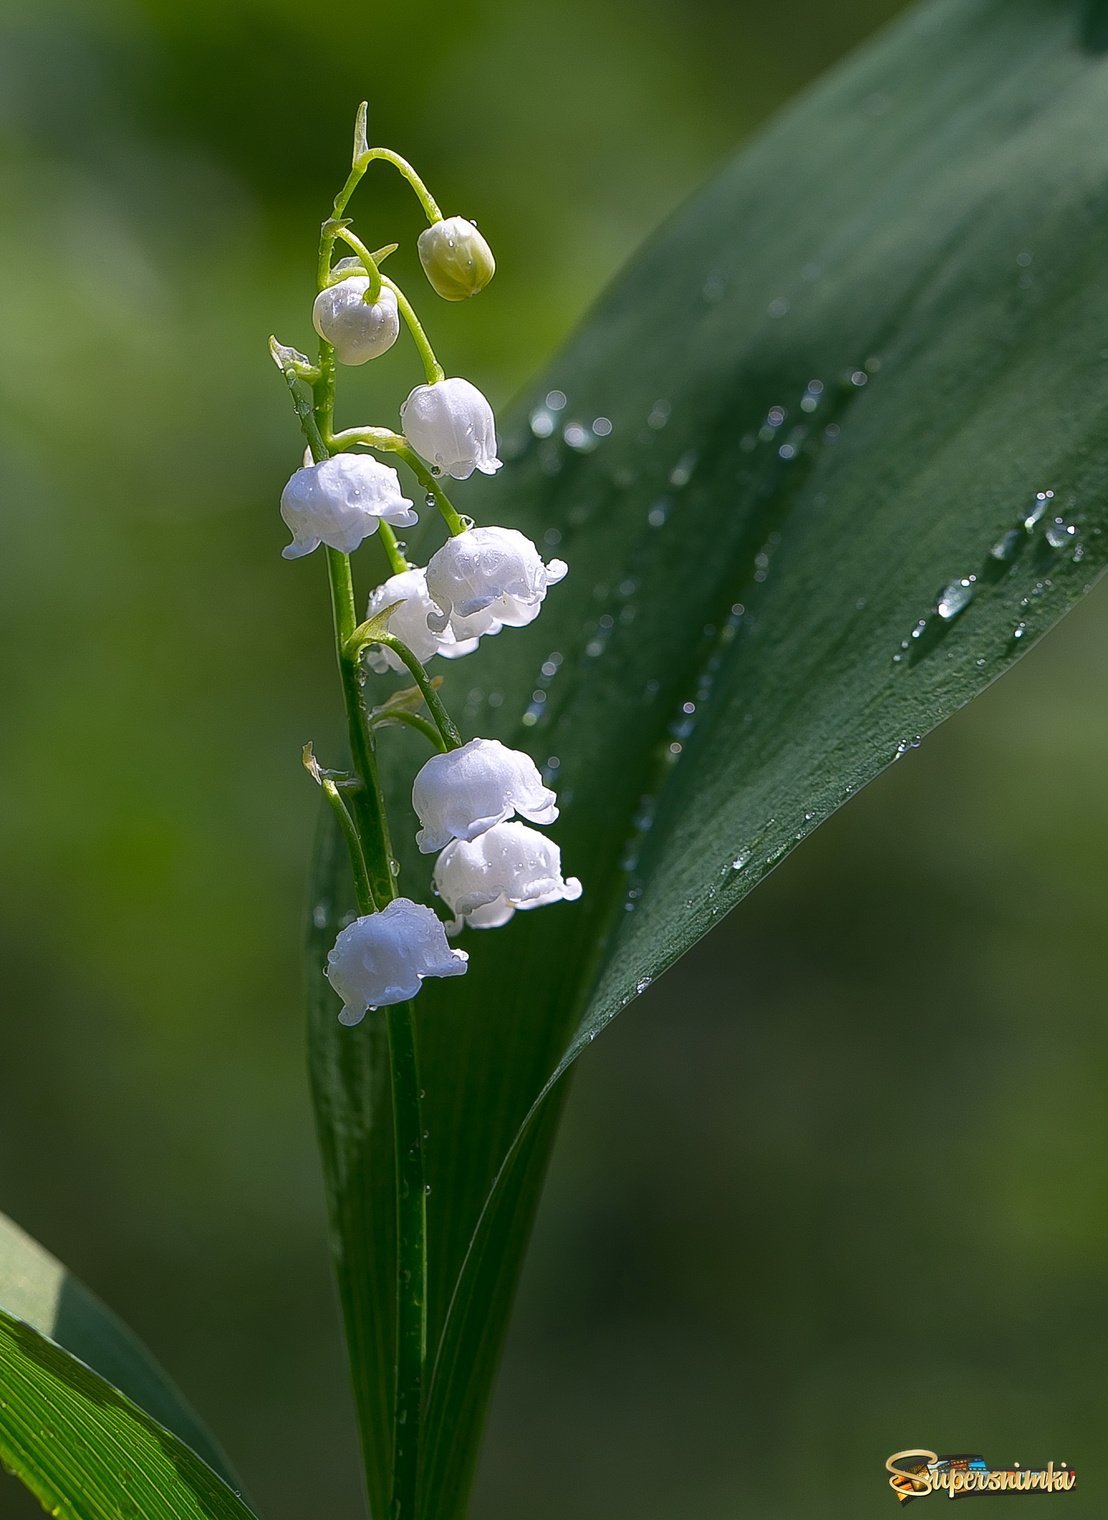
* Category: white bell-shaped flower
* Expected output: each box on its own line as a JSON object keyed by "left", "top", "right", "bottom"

{"left": 312, "top": 274, "right": 400, "bottom": 365}
{"left": 425, "top": 526, "right": 567, "bottom": 639}
{"left": 364, "top": 568, "right": 479, "bottom": 674}
{"left": 434, "top": 822, "right": 582, "bottom": 931}
{"left": 417, "top": 217, "right": 496, "bottom": 301}
{"left": 413, "top": 738, "right": 558, "bottom": 854}
{"left": 281, "top": 454, "right": 416, "bottom": 560}
{"left": 326, "top": 898, "right": 468, "bottom": 1024}
{"left": 400, "top": 377, "right": 501, "bottom": 480}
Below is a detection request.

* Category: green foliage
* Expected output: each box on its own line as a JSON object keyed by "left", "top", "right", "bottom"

{"left": 0, "top": 1309, "right": 256, "bottom": 1520}
{"left": 0, "top": 1214, "right": 241, "bottom": 1494}
{"left": 308, "top": 1, "right": 1108, "bottom": 1516}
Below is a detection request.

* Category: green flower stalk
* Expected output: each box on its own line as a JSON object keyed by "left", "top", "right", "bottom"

{"left": 268, "top": 103, "right": 580, "bottom": 1520}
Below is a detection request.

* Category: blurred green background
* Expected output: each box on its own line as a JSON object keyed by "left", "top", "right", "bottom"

{"left": 3, "top": 0, "right": 1107, "bottom": 1516}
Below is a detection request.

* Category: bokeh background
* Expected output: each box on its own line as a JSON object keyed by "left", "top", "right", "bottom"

{"left": 2, "top": 0, "right": 1107, "bottom": 1516}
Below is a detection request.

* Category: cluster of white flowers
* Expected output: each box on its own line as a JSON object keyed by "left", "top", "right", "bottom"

{"left": 413, "top": 741, "right": 580, "bottom": 931}
{"left": 274, "top": 171, "right": 581, "bottom": 1026}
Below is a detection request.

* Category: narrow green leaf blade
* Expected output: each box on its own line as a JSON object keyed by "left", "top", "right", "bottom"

{"left": 0, "top": 1213, "right": 241, "bottom": 1493}
{"left": 0, "top": 1310, "right": 257, "bottom": 1520}
{"left": 307, "top": 3, "right": 1108, "bottom": 1516}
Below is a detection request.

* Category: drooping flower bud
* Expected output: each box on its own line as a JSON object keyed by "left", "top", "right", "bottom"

{"left": 313, "top": 274, "right": 400, "bottom": 365}
{"left": 326, "top": 898, "right": 468, "bottom": 1024}
{"left": 400, "top": 377, "right": 501, "bottom": 480}
{"left": 417, "top": 216, "right": 496, "bottom": 301}
{"left": 364, "top": 568, "right": 479, "bottom": 673}
{"left": 434, "top": 822, "right": 582, "bottom": 930}
{"left": 425, "top": 525, "right": 567, "bottom": 638}
{"left": 412, "top": 738, "right": 558, "bottom": 854}
{"left": 281, "top": 454, "right": 416, "bottom": 559}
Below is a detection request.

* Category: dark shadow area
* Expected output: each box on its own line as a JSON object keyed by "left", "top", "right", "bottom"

{"left": 1080, "top": 0, "right": 1108, "bottom": 53}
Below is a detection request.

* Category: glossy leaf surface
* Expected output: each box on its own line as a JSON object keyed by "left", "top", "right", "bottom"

{"left": 0, "top": 1212, "right": 240, "bottom": 1493}
{"left": 0, "top": 1310, "right": 256, "bottom": 1520}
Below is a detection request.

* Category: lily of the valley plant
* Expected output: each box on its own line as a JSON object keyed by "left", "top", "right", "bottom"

{"left": 1, "top": 12, "right": 1105, "bottom": 1520}
{"left": 270, "top": 105, "right": 580, "bottom": 1520}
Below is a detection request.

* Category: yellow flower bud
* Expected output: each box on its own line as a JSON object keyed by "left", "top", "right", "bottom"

{"left": 417, "top": 216, "right": 495, "bottom": 301}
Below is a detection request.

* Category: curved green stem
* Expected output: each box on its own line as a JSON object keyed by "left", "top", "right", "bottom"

{"left": 358, "top": 147, "right": 443, "bottom": 223}
{"left": 380, "top": 275, "right": 444, "bottom": 385}
{"left": 321, "top": 779, "right": 376, "bottom": 913}
{"left": 372, "top": 709, "right": 448, "bottom": 752}
{"left": 332, "top": 225, "right": 384, "bottom": 302}
{"left": 370, "top": 635, "right": 463, "bottom": 750}
{"left": 281, "top": 369, "right": 328, "bottom": 462}
{"left": 327, "top": 425, "right": 407, "bottom": 452}
{"left": 325, "top": 429, "right": 469, "bottom": 539}
{"left": 378, "top": 522, "right": 412, "bottom": 576}
{"left": 398, "top": 447, "right": 468, "bottom": 537}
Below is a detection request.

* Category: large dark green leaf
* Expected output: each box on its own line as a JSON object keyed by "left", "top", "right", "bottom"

{"left": 0, "top": 1310, "right": 257, "bottom": 1520}
{"left": 0, "top": 1212, "right": 241, "bottom": 1494}
{"left": 307, "top": 2, "right": 1108, "bottom": 1515}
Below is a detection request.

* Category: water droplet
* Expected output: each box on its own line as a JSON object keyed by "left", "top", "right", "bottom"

{"left": 635, "top": 975, "right": 653, "bottom": 994}
{"left": 546, "top": 389, "right": 567, "bottom": 411}
{"left": 669, "top": 449, "right": 699, "bottom": 487}
{"left": 849, "top": 369, "right": 868, "bottom": 387}
{"left": 1045, "top": 517, "right": 1078, "bottom": 549}
{"left": 647, "top": 499, "right": 671, "bottom": 528}
{"left": 592, "top": 416, "right": 613, "bottom": 437}
{"left": 936, "top": 576, "right": 976, "bottom": 620}
{"left": 312, "top": 903, "right": 329, "bottom": 929}
{"left": 1012, "top": 621, "right": 1028, "bottom": 641}
{"left": 529, "top": 407, "right": 555, "bottom": 438}
{"left": 1023, "top": 489, "right": 1054, "bottom": 530}
{"left": 990, "top": 528, "right": 1022, "bottom": 561}
{"left": 563, "top": 421, "right": 596, "bottom": 452}
{"left": 647, "top": 399, "right": 671, "bottom": 429}
{"left": 767, "top": 296, "right": 789, "bottom": 318}
{"left": 731, "top": 851, "right": 751, "bottom": 871}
